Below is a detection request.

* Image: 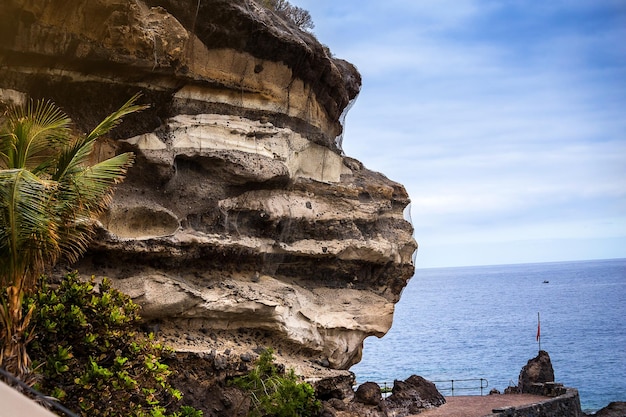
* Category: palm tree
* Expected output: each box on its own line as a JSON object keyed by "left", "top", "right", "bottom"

{"left": 0, "top": 94, "right": 147, "bottom": 379}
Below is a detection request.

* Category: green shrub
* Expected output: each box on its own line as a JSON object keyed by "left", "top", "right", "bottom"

{"left": 24, "top": 272, "right": 202, "bottom": 417}
{"left": 231, "top": 348, "right": 321, "bottom": 417}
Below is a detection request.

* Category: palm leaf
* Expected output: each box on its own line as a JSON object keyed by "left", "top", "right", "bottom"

{"left": 53, "top": 93, "right": 147, "bottom": 182}
{"left": 0, "top": 169, "right": 61, "bottom": 289}
{"left": 0, "top": 94, "right": 144, "bottom": 379}
{"left": 52, "top": 132, "right": 97, "bottom": 182}
{"left": 0, "top": 99, "right": 71, "bottom": 171}
{"left": 84, "top": 93, "right": 149, "bottom": 142}
{"left": 57, "top": 152, "right": 134, "bottom": 216}
{"left": 54, "top": 152, "right": 134, "bottom": 263}
{"left": 56, "top": 219, "right": 95, "bottom": 266}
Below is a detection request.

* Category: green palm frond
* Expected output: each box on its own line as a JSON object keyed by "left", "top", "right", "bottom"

{"left": 0, "top": 99, "right": 71, "bottom": 171}
{"left": 56, "top": 219, "right": 94, "bottom": 266}
{"left": 55, "top": 152, "right": 134, "bottom": 263}
{"left": 57, "top": 152, "right": 134, "bottom": 216}
{"left": 84, "top": 93, "right": 149, "bottom": 142}
{"left": 0, "top": 169, "right": 61, "bottom": 289}
{"left": 0, "top": 93, "right": 145, "bottom": 380}
{"left": 52, "top": 132, "right": 97, "bottom": 182}
{"left": 53, "top": 94, "right": 146, "bottom": 182}
{"left": 1, "top": 94, "right": 144, "bottom": 290}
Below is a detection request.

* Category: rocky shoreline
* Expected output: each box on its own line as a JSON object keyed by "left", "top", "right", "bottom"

{"left": 158, "top": 347, "right": 616, "bottom": 417}
{"left": 589, "top": 402, "right": 626, "bottom": 417}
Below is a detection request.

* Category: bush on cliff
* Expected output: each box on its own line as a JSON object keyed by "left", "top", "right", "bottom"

{"left": 258, "top": 0, "right": 314, "bottom": 31}
{"left": 231, "top": 348, "right": 321, "bottom": 417}
{"left": 24, "top": 272, "right": 202, "bottom": 417}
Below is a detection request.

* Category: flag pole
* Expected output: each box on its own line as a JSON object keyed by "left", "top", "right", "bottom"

{"left": 536, "top": 312, "right": 541, "bottom": 352}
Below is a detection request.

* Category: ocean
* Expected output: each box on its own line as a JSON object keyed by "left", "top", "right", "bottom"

{"left": 350, "top": 258, "right": 626, "bottom": 414}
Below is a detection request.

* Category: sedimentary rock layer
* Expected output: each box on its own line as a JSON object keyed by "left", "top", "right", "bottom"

{"left": 0, "top": 0, "right": 416, "bottom": 370}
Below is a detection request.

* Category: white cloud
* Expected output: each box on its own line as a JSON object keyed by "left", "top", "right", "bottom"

{"left": 292, "top": 0, "right": 626, "bottom": 266}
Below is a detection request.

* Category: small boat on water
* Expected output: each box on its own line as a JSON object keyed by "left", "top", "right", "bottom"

{"left": 543, "top": 280, "right": 549, "bottom": 284}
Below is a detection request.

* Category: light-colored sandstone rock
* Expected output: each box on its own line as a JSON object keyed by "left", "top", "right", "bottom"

{"left": 124, "top": 113, "right": 350, "bottom": 183}
{"left": 114, "top": 272, "right": 393, "bottom": 368}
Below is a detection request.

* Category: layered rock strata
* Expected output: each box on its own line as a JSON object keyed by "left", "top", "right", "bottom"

{"left": 0, "top": 0, "right": 416, "bottom": 372}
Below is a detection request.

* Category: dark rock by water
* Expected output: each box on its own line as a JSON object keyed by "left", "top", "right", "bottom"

{"left": 314, "top": 372, "right": 355, "bottom": 401}
{"left": 355, "top": 382, "right": 383, "bottom": 406}
{"left": 320, "top": 375, "right": 447, "bottom": 417}
{"left": 590, "top": 402, "right": 626, "bottom": 417}
{"left": 386, "top": 375, "right": 446, "bottom": 415}
{"left": 519, "top": 350, "right": 555, "bottom": 393}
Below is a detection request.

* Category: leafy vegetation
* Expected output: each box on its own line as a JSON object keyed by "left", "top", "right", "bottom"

{"left": 259, "top": 0, "right": 314, "bottom": 31}
{"left": 25, "top": 272, "right": 202, "bottom": 417}
{"left": 0, "top": 95, "right": 146, "bottom": 378}
{"left": 231, "top": 348, "right": 321, "bottom": 417}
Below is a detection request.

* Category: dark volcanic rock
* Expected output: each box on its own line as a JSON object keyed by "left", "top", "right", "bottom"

{"left": 355, "top": 382, "right": 383, "bottom": 406}
{"left": 592, "top": 402, "right": 626, "bottom": 417}
{"left": 314, "top": 372, "right": 355, "bottom": 401}
{"left": 519, "top": 350, "right": 555, "bottom": 393}
{"left": 386, "top": 375, "right": 446, "bottom": 415}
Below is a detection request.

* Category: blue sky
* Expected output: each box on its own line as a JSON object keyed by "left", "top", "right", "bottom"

{"left": 290, "top": 0, "right": 626, "bottom": 268}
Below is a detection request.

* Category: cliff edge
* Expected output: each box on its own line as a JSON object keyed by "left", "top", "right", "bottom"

{"left": 0, "top": 0, "right": 416, "bottom": 376}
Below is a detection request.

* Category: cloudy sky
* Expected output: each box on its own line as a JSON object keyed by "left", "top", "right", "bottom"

{"left": 290, "top": 0, "right": 626, "bottom": 268}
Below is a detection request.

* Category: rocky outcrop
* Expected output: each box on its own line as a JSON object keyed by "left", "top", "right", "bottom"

{"left": 321, "top": 376, "right": 446, "bottom": 417}
{"left": 493, "top": 351, "right": 584, "bottom": 417}
{"left": 519, "top": 350, "right": 555, "bottom": 394}
{"left": 355, "top": 382, "right": 384, "bottom": 406}
{"left": 590, "top": 402, "right": 626, "bottom": 417}
{"left": 386, "top": 375, "right": 447, "bottom": 415}
{"left": 0, "top": 0, "right": 416, "bottom": 376}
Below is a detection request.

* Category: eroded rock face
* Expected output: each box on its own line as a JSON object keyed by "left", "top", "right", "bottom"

{"left": 519, "top": 350, "right": 555, "bottom": 393}
{"left": 0, "top": 0, "right": 416, "bottom": 372}
{"left": 386, "top": 375, "right": 447, "bottom": 415}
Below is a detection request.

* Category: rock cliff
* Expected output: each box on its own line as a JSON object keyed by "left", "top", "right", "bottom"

{"left": 0, "top": 0, "right": 416, "bottom": 376}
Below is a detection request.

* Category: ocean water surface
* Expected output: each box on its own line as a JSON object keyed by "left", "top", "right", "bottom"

{"left": 350, "top": 258, "right": 626, "bottom": 413}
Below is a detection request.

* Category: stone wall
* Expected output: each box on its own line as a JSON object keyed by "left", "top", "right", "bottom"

{"left": 487, "top": 388, "right": 583, "bottom": 417}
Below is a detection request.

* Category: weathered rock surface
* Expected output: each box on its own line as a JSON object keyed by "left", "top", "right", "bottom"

{"left": 355, "top": 382, "right": 383, "bottom": 406}
{"left": 519, "top": 350, "right": 555, "bottom": 394}
{"left": 0, "top": 0, "right": 416, "bottom": 377}
{"left": 590, "top": 402, "right": 626, "bottom": 417}
{"left": 386, "top": 375, "right": 447, "bottom": 415}
{"left": 321, "top": 376, "right": 446, "bottom": 417}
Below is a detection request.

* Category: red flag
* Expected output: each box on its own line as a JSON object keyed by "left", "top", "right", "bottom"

{"left": 536, "top": 313, "right": 541, "bottom": 341}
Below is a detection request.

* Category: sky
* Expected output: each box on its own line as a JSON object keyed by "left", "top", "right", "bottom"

{"left": 290, "top": 0, "right": 626, "bottom": 268}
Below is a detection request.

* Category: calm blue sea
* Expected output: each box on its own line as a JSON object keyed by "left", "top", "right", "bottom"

{"left": 350, "top": 258, "right": 626, "bottom": 414}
